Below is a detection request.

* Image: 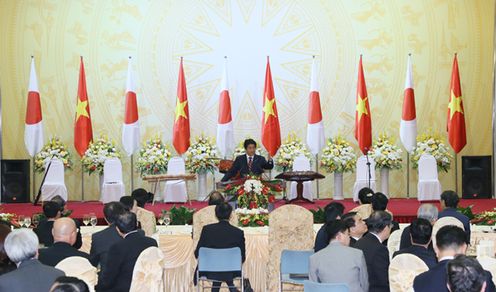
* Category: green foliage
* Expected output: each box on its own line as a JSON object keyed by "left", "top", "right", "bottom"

{"left": 457, "top": 205, "right": 475, "bottom": 220}
{"left": 311, "top": 207, "right": 326, "bottom": 224}
{"left": 162, "top": 206, "right": 195, "bottom": 225}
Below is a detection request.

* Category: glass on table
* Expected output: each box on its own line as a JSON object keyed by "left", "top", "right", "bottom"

{"left": 83, "top": 214, "right": 90, "bottom": 226}
{"left": 17, "top": 215, "right": 25, "bottom": 228}
{"left": 23, "top": 217, "right": 31, "bottom": 228}
{"left": 32, "top": 215, "right": 39, "bottom": 228}
{"left": 89, "top": 213, "right": 97, "bottom": 227}
{"left": 163, "top": 213, "right": 171, "bottom": 226}
{"left": 157, "top": 214, "right": 164, "bottom": 225}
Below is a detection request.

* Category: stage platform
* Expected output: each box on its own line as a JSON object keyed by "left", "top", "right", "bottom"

{"left": 1, "top": 198, "right": 494, "bottom": 223}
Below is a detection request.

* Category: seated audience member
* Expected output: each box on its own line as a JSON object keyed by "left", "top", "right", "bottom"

{"left": 39, "top": 218, "right": 90, "bottom": 267}
{"left": 0, "top": 223, "right": 15, "bottom": 275}
{"left": 309, "top": 220, "right": 369, "bottom": 291}
{"left": 194, "top": 203, "right": 245, "bottom": 292}
{"left": 355, "top": 211, "right": 393, "bottom": 292}
{"left": 208, "top": 191, "right": 225, "bottom": 206}
{"left": 90, "top": 202, "right": 125, "bottom": 270}
{"left": 413, "top": 226, "right": 495, "bottom": 292}
{"left": 51, "top": 196, "right": 83, "bottom": 249}
{"left": 358, "top": 187, "right": 374, "bottom": 204}
{"left": 314, "top": 202, "right": 345, "bottom": 252}
{"left": 393, "top": 218, "right": 437, "bottom": 268}
{"left": 131, "top": 188, "right": 157, "bottom": 236}
{"left": 372, "top": 192, "right": 399, "bottom": 233}
{"left": 399, "top": 203, "right": 438, "bottom": 250}
{"left": 119, "top": 196, "right": 138, "bottom": 213}
{"left": 342, "top": 212, "right": 368, "bottom": 247}
{"left": 96, "top": 211, "right": 157, "bottom": 292}
{"left": 0, "top": 229, "right": 64, "bottom": 292}
{"left": 438, "top": 190, "right": 471, "bottom": 241}
{"left": 50, "top": 276, "right": 89, "bottom": 292}
{"left": 447, "top": 255, "right": 487, "bottom": 292}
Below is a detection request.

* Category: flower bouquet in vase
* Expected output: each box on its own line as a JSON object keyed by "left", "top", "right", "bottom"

{"left": 275, "top": 133, "right": 312, "bottom": 172}
{"left": 321, "top": 136, "right": 356, "bottom": 200}
{"left": 136, "top": 136, "right": 171, "bottom": 177}
{"left": 34, "top": 137, "right": 73, "bottom": 173}
{"left": 411, "top": 132, "right": 452, "bottom": 172}
{"left": 81, "top": 135, "right": 121, "bottom": 189}
{"left": 185, "top": 135, "right": 218, "bottom": 200}
{"left": 368, "top": 134, "right": 402, "bottom": 195}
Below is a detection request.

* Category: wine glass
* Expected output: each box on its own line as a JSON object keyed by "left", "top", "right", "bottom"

{"left": 83, "top": 215, "right": 90, "bottom": 226}
{"left": 90, "top": 213, "right": 97, "bottom": 227}
{"left": 23, "top": 217, "right": 31, "bottom": 228}
{"left": 163, "top": 214, "right": 171, "bottom": 226}
{"left": 157, "top": 214, "right": 164, "bottom": 225}
{"left": 32, "top": 215, "right": 39, "bottom": 228}
{"left": 18, "top": 215, "right": 25, "bottom": 228}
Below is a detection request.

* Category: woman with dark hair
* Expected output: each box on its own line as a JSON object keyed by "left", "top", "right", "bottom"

{"left": 50, "top": 276, "right": 89, "bottom": 292}
{"left": 0, "top": 222, "right": 15, "bottom": 275}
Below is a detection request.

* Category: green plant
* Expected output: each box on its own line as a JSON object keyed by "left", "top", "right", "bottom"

{"left": 457, "top": 205, "right": 475, "bottom": 220}
{"left": 162, "top": 206, "right": 195, "bottom": 225}
{"left": 311, "top": 207, "right": 326, "bottom": 224}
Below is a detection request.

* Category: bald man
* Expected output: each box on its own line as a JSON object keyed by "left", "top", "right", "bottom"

{"left": 38, "top": 218, "right": 90, "bottom": 267}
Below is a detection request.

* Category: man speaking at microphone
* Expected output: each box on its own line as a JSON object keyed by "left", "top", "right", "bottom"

{"left": 221, "top": 139, "right": 273, "bottom": 182}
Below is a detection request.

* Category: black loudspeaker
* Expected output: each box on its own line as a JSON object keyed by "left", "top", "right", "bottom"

{"left": 462, "top": 156, "right": 492, "bottom": 199}
{"left": 1, "top": 160, "right": 30, "bottom": 203}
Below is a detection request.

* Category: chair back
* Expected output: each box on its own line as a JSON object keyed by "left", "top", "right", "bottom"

{"left": 268, "top": 205, "right": 314, "bottom": 292}
{"left": 432, "top": 216, "right": 464, "bottom": 247}
{"left": 198, "top": 247, "right": 242, "bottom": 272}
{"left": 167, "top": 157, "right": 186, "bottom": 175}
{"left": 292, "top": 155, "right": 311, "bottom": 171}
{"left": 418, "top": 154, "right": 438, "bottom": 180}
{"left": 389, "top": 254, "right": 428, "bottom": 292}
{"left": 130, "top": 246, "right": 165, "bottom": 292}
{"left": 103, "top": 158, "right": 123, "bottom": 183}
{"left": 303, "top": 280, "right": 349, "bottom": 292}
{"left": 477, "top": 240, "right": 495, "bottom": 258}
{"left": 55, "top": 256, "right": 98, "bottom": 292}
{"left": 192, "top": 206, "right": 238, "bottom": 245}
{"left": 387, "top": 230, "right": 402, "bottom": 259}
{"left": 350, "top": 204, "right": 373, "bottom": 220}
{"left": 477, "top": 256, "right": 496, "bottom": 280}
{"left": 44, "top": 158, "right": 65, "bottom": 184}
{"left": 280, "top": 249, "right": 313, "bottom": 275}
{"left": 356, "top": 155, "right": 376, "bottom": 181}
{"left": 136, "top": 207, "right": 157, "bottom": 237}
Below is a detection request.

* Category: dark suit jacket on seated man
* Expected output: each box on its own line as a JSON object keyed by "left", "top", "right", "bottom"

{"left": 438, "top": 190, "right": 471, "bottom": 242}
{"left": 413, "top": 225, "right": 496, "bottom": 292}
{"left": 221, "top": 139, "right": 273, "bottom": 182}
{"left": 96, "top": 211, "right": 157, "bottom": 292}
{"left": 194, "top": 203, "right": 246, "bottom": 292}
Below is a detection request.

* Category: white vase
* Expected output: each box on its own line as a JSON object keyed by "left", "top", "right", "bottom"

{"left": 197, "top": 172, "right": 208, "bottom": 200}
{"left": 380, "top": 168, "right": 389, "bottom": 195}
{"left": 99, "top": 174, "right": 104, "bottom": 193}
{"left": 333, "top": 172, "right": 344, "bottom": 200}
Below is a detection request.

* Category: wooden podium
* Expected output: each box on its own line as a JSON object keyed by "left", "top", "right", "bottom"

{"left": 142, "top": 174, "right": 196, "bottom": 205}
{"left": 275, "top": 171, "right": 325, "bottom": 204}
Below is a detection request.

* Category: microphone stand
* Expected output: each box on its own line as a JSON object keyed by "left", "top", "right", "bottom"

{"left": 365, "top": 149, "right": 372, "bottom": 189}
{"left": 33, "top": 155, "right": 56, "bottom": 206}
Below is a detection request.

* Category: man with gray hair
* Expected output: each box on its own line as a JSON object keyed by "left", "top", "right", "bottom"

{"left": 399, "top": 203, "right": 438, "bottom": 249}
{"left": 0, "top": 229, "right": 64, "bottom": 292}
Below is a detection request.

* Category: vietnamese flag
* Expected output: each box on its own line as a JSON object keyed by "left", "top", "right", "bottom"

{"left": 74, "top": 57, "right": 93, "bottom": 157}
{"left": 261, "top": 57, "right": 281, "bottom": 157}
{"left": 172, "top": 57, "right": 190, "bottom": 155}
{"left": 447, "top": 54, "right": 467, "bottom": 153}
{"left": 355, "top": 55, "right": 372, "bottom": 154}
{"left": 24, "top": 56, "right": 44, "bottom": 157}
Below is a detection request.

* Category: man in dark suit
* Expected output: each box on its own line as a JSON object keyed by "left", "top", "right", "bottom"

{"left": 399, "top": 204, "right": 438, "bottom": 250}
{"left": 195, "top": 203, "right": 245, "bottom": 292}
{"left": 393, "top": 218, "right": 437, "bottom": 268}
{"left": 438, "top": 190, "right": 471, "bottom": 241}
{"left": 96, "top": 211, "right": 157, "bottom": 292}
{"left": 0, "top": 229, "right": 64, "bottom": 292}
{"left": 90, "top": 202, "right": 125, "bottom": 273}
{"left": 314, "top": 202, "right": 345, "bottom": 252}
{"left": 447, "top": 255, "right": 489, "bottom": 292}
{"left": 413, "top": 225, "right": 496, "bottom": 292}
{"left": 342, "top": 212, "right": 368, "bottom": 247}
{"left": 34, "top": 201, "right": 83, "bottom": 249}
{"left": 355, "top": 211, "right": 393, "bottom": 292}
{"left": 221, "top": 139, "right": 273, "bottom": 181}
{"left": 38, "top": 217, "right": 90, "bottom": 267}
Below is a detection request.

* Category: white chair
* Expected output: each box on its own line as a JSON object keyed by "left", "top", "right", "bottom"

{"left": 100, "top": 158, "right": 125, "bottom": 203}
{"left": 417, "top": 154, "right": 442, "bottom": 201}
{"left": 289, "top": 155, "right": 313, "bottom": 201}
{"left": 478, "top": 256, "right": 496, "bottom": 280}
{"left": 389, "top": 254, "right": 429, "bottom": 292}
{"left": 41, "top": 158, "right": 68, "bottom": 201}
{"left": 162, "top": 157, "right": 188, "bottom": 202}
{"left": 55, "top": 256, "right": 98, "bottom": 292}
{"left": 352, "top": 155, "right": 376, "bottom": 202}
{"left": 130, "top": 247, "right": 165, "bottom": 292}
{"left": 387, "top": 230, "right": 402, "bottom": 259}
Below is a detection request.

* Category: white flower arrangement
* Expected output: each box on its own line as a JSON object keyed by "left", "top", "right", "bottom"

{"left": 34, "top": 137, "right": 73, "bottom": 173}
{"left": 244, "top": 179, "right": 263, "bottom": 194}
{"left": 81, "top": 135, "right": 121, "bottom": 175}
{"left": 185, "top": 135, "right": 218, "bottom": 174}
{"left": 233, "top": 138, "right": 266, "bottom": 158}
{"left": 136, "top": 136, "right": 171, "bottom": 177}
{"left": 234, "top": 208, "right": 270, "bottom": 216}
{"left": 320, "top": 136, "right": 357, "bottom": 173}
{"left": 369, "top": 134, "right": 403, "bottom": 170}
{"left": 275, "top": 133, "right": 312, "bottom": 171}
{"left": 411, "top": 133, "right": 453, "bottom": 172}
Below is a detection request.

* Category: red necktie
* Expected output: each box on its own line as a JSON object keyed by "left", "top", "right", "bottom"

{"left": 248, "top": 156, "right": 253, "bottom": 171}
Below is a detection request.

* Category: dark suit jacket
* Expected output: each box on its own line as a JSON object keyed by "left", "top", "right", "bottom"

{"left": 34, "top": 218, "right": 83, "bottom": 249}
{"left": 221, "top": 154, "right": 273, "bottom": 181}
{"left": 393, "top": 245, "right": 437, "bottom": 269}
{"left": 349, "top": 237, "right": 359, "bottom": 247}
{"left": 413, "top": 259, "right": 496, "bottom": 292}
{"left": 90, "top": 224, "right": 122, "bottom": 268}
{"left": 38, "top": 241, "right": 90, "bottom": 267}
{"left": 314, "top": 224, "right": 328, "bottom": 252}
{"left": 355, "top": 233, "right": 390, "bottom": 292}
{"left": 194, "top": 221, "right": 246, "bottom": 282}
{"left": 399, "top": 225, "right": 435, "bottom": 252}
{"left": 96, "top": 231, "right": 157, "bottom": 292}
{"left": 0, "top": 259, "right": 64, "bottom": 292}
{"left": 438, "top": 208, "right": 471, "bottom": 241}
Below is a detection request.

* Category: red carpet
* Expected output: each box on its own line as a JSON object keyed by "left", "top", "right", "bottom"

{"left": 0, "top": 198, "right": 494, "bottom": 223}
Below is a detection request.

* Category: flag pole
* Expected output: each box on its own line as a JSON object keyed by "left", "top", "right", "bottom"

{"left": 130, "top": 154, "right": 134, "bottom": 192}
{"left": 81, "top": 165, "right": 85, "bottom": 201}
{"left": 455, "top": 153, "right": 458, "bottom": 194}
{"left": 32, "top": 158, "right": 36, "bottom": 202}
{"left": 406, "top": 152, "right": 410, "bottom": 198}
{"left": 315, "top": 154, "right": 320, "bottom": 199}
